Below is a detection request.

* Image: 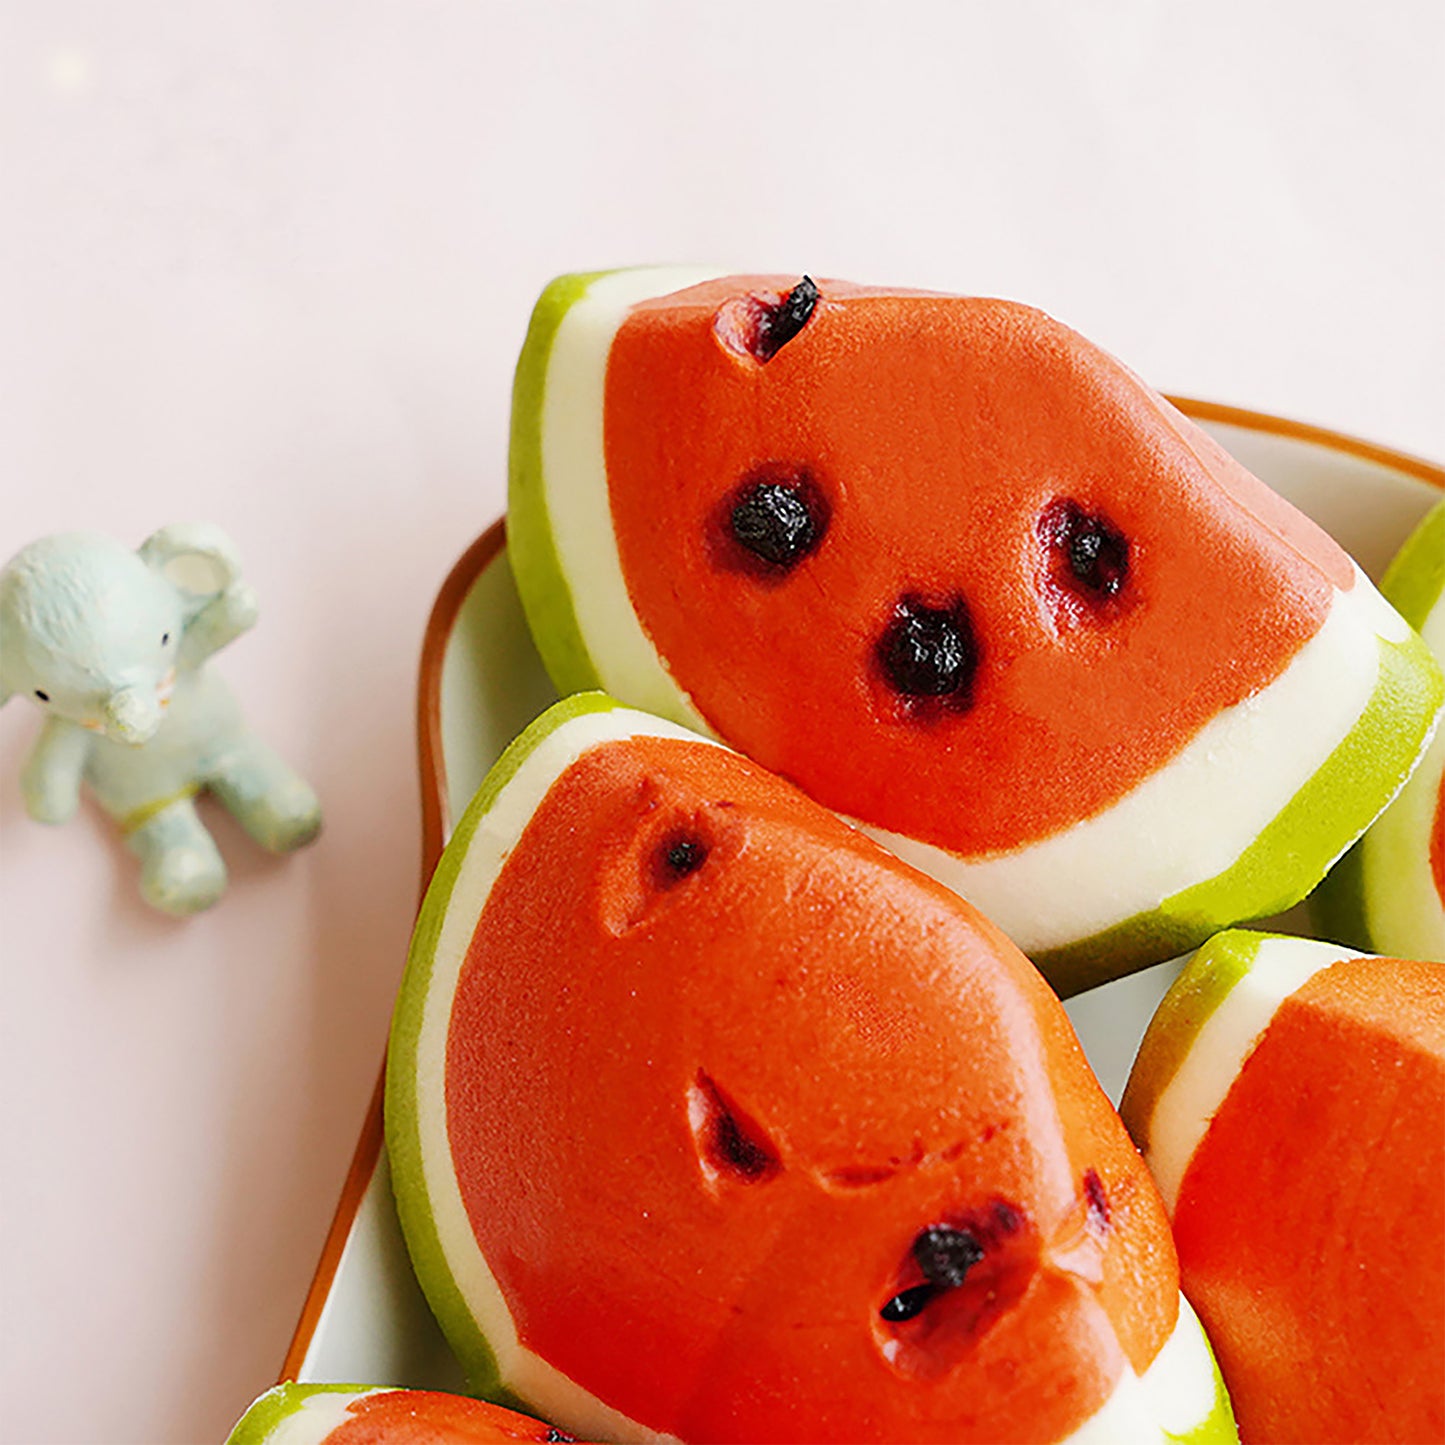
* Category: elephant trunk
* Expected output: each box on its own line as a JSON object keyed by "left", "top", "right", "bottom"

{"left": 103, "top": 685, "right": 163, "bottom": 745}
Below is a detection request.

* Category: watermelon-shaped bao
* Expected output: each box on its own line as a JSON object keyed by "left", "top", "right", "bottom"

{"left": 226, "top": 1383, "right": 589, "bottom": 1443}
{"left": 1121, "top": 930, "right": 1445, "bottom": 1445}
{"left": 386, "top": 692, "right": 1235, "bottom": 1445}
{"left": 506, "top": 269, "right": 1445, "bottom": 995}
{"left": 1315, "top": 497, "right": 1445, "bottom": 962}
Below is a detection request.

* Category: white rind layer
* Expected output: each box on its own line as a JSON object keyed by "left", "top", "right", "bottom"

{"left": 1061, "top": 1295, "right": 1218, "bottom": 1444}
{"left": 1361, "top": 591, "right": 1445, "bottom": 959}
{"left": 1145, "top": 935, "right": 1365, "bottom": 1214}
{"left": 541, "top": 265, "right": 726, "bottom": 732}
{"left": 535, "top": 266, "right": 1413, "bottom": 953}
{"left": 264, "top": 1389, "right": 368, "bottom": 1445}
{"left": 1363, "top": 725, "right": 1445, "bottom": 959}
{"left": 413, "top": 705, "right": 708, "bottom": 1444}
{"left": 869, "top": 570, "right": 1405, "bottom": 951}
{"left": 408, "top": 703, "right": 1222, "bottom": 1445}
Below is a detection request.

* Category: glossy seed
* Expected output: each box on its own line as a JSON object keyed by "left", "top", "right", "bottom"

{"left": 913, "top": 1225, "right": 985, "bottom": 1289}
{"left": 753, "top": 276, "right": 819, "bottom": 361}
{"left": 880, "top": 1283, "right": 936, "bottom": 1323}
{"left": 878, "top": 599, "right": 978, "bottom": 698}
{"left": 730, "top": 479, "right": 822, "bottom": 567}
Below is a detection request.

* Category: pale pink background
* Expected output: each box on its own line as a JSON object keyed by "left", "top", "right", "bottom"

{"left": 1, "top": 3, "right": 1442, "bottom": 1443}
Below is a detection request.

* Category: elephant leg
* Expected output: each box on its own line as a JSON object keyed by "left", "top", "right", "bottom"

{"left": 208, "top": 738, "right": 322, "bottom": 854}
{"left": 125, "top": 797, "right": 228, "bottom": 916}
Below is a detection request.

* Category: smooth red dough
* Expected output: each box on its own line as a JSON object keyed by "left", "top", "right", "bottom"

{"left": 445, "top": 736, "right": 1177, "bottom": 1444}
{"left": 1173, "top": 956, "right": 1445, "bottom": 1445}
{"left": 604, "top": 278, "right": 1352, "bottom": 853}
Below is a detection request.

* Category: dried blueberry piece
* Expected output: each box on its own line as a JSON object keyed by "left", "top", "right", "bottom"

{"left": 1043, "top": 499, "right": 1129, "bottom": 598}
{"left": 878, "top": 598, "right": 978, "bottom": 699}
{"left": 729, "top": 476, "right": 824, "bottom": 568}
{"left": 713, "top": 1108, "right": 774, "bottom": 1181}
{"left": 753, "top": 276, "right": 819, "bottom": 361}
{"left": 659, "top": 834, "right": 707, "bottom": 883}
{"left": 913, "top": 1225, "right": 985, "bottom": 1289}
{"left": 690, "top": 1072, "right": 781, "bottom": 1184}
{"left": 879, "top": 1283, "right": 936, "bottom": 1323}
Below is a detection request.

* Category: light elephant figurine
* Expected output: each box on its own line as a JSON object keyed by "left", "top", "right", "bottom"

{"left": 1, "top": 524, "right": 321, "bottom": 915}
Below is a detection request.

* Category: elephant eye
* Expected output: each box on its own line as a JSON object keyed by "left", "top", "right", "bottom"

{"left": 34, "top": 690, "right": 50, "bottom": 702}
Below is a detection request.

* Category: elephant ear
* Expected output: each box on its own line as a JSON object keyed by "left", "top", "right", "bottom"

{"left": 138, "top": 523, "right": 242, "bottom": 616}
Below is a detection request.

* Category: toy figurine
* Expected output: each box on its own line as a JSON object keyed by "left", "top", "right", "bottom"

{"left": 0, "top": 524, "right": 321, "bottom": 915}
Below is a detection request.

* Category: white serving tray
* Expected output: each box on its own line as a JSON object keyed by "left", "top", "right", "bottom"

{"left": 281, "top": 399, "right": 1443, "bottom": 1393}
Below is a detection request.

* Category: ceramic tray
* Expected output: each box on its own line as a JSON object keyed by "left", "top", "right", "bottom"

{"left": 279, "top": 399, "right": 1443, "bottom": 1393}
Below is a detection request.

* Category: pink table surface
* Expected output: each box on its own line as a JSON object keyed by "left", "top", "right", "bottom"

{"left": 1, "top": 4, "right": 1442, "bottom": 1443}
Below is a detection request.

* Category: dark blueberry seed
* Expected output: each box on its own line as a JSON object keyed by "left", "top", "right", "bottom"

{"left": 692, "top": 1073, "right": 780, "bottom": 1183}
{"left": 664, "top": 837, "right": 707, "bottom": 877}
{"left": 880, "top": 1283, "right": 936, "bottom": 1323}
{"left": 753, "top": 276, "right": 819, "bottom": 361}
{"left": 34, "top": 690, "right": 50, "bottom": 702}
{"left": 1044, "top": 499, "right": 1129, "bottom": 598}
{"left": 912, "top": 1226, "right": 985, "bottom": 1289}
{"left": 713, "top": 1110, "right": 774, "bottom": 1181}
{"left": 730, "top": 480, "right": 822, "bottom": 567}
{"left": 878, "top": 600, "right": 977, "bottom": 698}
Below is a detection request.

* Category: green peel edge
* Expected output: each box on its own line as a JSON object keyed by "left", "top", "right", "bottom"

{"left": 1037, "top": 630, "right": 1444, "bottom": 997}
{"left": 224, "top": 1383, "right": 368, "bottom": 1445}
{"left": 1311, "top": 501, "right": 1445, "bottom": 950}
{"left": 507, "top": 270, "right": 616, "bottom": 697}
{"left": 1118, "top": 930, "right": 1273, "bottom": 1153}
{"left": 1167, "top": 1318, "right": 1240, "bottom": 1445}
{"left": 1307, "top": 824, "right": 1376, "bottom": 951}
{"left": 1380, "top": 497, "right": 1445, "bottom": 632}
{"left": 384, "top": 692, "right": 625, "bottom": 1398}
